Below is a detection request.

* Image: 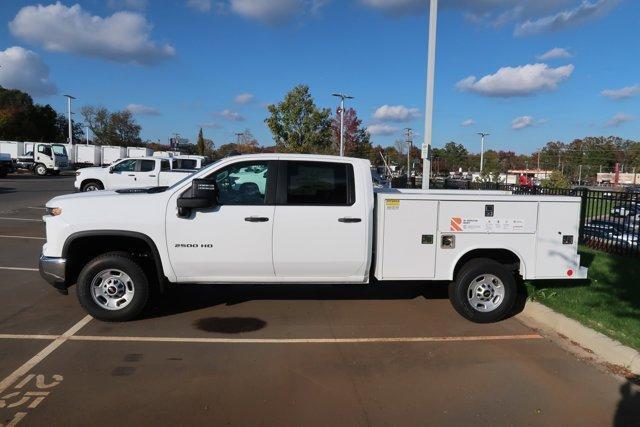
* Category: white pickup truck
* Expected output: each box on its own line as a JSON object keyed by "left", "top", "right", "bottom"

{"left": 41, "top": 154, "right": 587, "bottom": 322}
{"left": 74, "top": 157, "right": 195, "bottom": 191}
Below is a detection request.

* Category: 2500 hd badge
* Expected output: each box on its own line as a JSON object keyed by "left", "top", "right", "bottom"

{"left": 174, "top": 243, "right": 214, "bottom": 248}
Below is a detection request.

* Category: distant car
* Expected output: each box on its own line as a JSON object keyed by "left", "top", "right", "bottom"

{"left": 0, "top": 153, "right": 15, "bottom": 178}
{"left": 583, "top": 222, "right": 638, "bottom": 246}
{"left": 611, "top": 202, "right": 640, "bottom": 220}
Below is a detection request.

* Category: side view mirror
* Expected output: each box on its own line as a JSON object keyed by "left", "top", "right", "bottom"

{"left": 108, "top": 166, "right": 115, "bottom": 174}
{"left": 177, "top": 178, "right": 218, "bottom": 217}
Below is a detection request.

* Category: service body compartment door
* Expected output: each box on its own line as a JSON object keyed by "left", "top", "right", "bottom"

{"left": 535, "top": 201, "right": 580, "bottom": 278}
{"left": 380, "top": 199, "right": 438, "bottom": 279}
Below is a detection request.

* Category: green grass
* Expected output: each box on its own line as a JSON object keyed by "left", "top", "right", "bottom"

{"left": 526, "top": 247, "right": 640, "bottom": 351}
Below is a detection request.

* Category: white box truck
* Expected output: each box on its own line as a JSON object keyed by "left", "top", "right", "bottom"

{"left": 40, "top": 154, "right": 587, "bottom": 322}
{"left": 127, "top": 147, "right": 153, "bottom": 158}
{"left": 75, "top": 145, "right": 102, "bottom": 167}
{"left": 0, "top": 141, "right": 24, "bottom": 159}
{"left": 101, "top": 146, "right": 127, "bottom": 165}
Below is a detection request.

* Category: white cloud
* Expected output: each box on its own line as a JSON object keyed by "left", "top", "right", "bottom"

{"left": 199, "top": 122, "right": 222, "bottom": 129}
{"left": 217, "top": 109, "right": 245, "bottom": 121}
{"left": 537, "top": 47, "right": 572, "bottom": 60}
{"left": 604, "top": 113, "right": 633, "bottom": 128}
{"left": 456, "top": 63, "right": 574, "bottom": 97}
{"left": 601, "top": 85, "right": 640, "bottom": 100}
{"left": 373, "top": 105, "right": 420, "bottom": 122}
{"left": 367, "top": 123, "right": 398, "bottom": 136}
{"left": 187, "top": 0, "right": 212, "bottom": 12}
{"left": 511, "top": 115, "right": 535, "bottom": 130}
{"left": 0, "top": 46, "right": 57, "bottom": 97}
{"left": 461, "top": 118, "right": 476, "bottom": 127}
{"left": 9, "top": 2, "right": 175, "bottom": 66}
{"left": 230, "top": 0, "right": 302, "bottom": 24}
{"left": 234, "top": 93, "right": 254, "bottom": 104}
{"left": 108, "top": 0, "right": 148, "bottom": 10}
{"left": 515, "top": 0, "right": 619, "bottom": 36}
{"left": 126, "top": 103, "right": 161, "bottom": 116}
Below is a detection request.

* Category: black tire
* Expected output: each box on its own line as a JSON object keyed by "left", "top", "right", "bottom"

{"left": 81, "top": 180, "right": 103, "bottom": 192}
{"left": 76, "top": 252, "right": 149, "bottom": 321}
{"left": 35, "top": 163, "right": 47, "bottom": 176}
{"left": 449, "top": 258, "right": 517, "bottom": 323}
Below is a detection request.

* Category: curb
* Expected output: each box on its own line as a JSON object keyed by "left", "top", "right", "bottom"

{"left": 517, "top": 301, "right": 640, "bottom": 375}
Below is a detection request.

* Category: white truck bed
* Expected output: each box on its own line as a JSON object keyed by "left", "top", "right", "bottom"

{"left": 374, "top": 190, "right": 587, "bottom": 282}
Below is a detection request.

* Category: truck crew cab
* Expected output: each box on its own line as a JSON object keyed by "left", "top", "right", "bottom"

{"left": 41, "top": 154, "right": 587, "bottom": 322}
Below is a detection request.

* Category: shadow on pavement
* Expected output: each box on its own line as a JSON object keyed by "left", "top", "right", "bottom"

{"left": 614, "top": 380, "right": 640, "bottom": 426}
{"left": 143, "top": 282, "right": 450, "bottom": 320}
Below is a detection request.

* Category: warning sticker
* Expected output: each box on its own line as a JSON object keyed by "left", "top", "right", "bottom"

{"left": 385, "top": 199, "right": 400, "bottom": 210}
{"left": 450, "top": 217, "right": 525, "bottom": 232}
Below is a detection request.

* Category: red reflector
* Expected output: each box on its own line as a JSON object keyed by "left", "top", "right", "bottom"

{"left": 567, "top": 269, "right": 574, "bottom": 277}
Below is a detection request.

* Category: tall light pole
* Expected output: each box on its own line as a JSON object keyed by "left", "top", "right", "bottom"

{"left": 478, "top": 132, "right": 489, "bottom": 172}
{"left": 332, "top": 92, "right": 354, "bottom": 157}
{"left": 85, "top": 126, "right": 89, "bottom": 145}
{"left": 405, "top": 128, "right": 413, "bottom": 185}
{"left": 63, "top": 94, "right": 76, "bottom": 145}
{"left": 422, "top": 0, "right": 438, "bottom": 189}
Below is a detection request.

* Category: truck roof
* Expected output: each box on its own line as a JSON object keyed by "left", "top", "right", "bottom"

{"left": 219, "top": 153, "right": 371, "bottom": 165}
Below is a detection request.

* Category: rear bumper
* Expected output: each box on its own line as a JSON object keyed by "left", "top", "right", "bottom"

{"left": 39, "top": 254, "right": 68, "bottom": 293}
{"left": 574, "top": 266, "right": 589, "bottom": 279}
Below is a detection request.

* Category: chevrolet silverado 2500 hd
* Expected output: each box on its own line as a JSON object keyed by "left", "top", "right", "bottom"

{"left": 75, "top": 157, "right": 194, "bottom": 191}
{"left": 41, "top": 154, "right": 587, "bottom": 322}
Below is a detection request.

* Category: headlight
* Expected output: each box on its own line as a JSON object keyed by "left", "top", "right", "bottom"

{"left": 46, "top": 207, "right": 62, "bottom": 216}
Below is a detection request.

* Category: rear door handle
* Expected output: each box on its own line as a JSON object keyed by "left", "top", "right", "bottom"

{"left": 149, "top": 174, "right": 156, "bottom": 177}
{"left": 338, "top": 217, "right": 361, "bottom": 223}
{"left": 127, "top": 174, "right": 135, "bottom": 176}
{"left": 245, "top": 216, "right": 269, "bottom": 222}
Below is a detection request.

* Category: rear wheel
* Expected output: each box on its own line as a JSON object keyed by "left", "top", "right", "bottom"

{"left": 81, "top": 180, "right": 103, "bottom": 192}
{"left": 35, "top": 164, "right": 47, "bottom": 176}
{"left": 449, "top": 258, "right": 517, "bottom": 323}
{"left": 76, "top": 252, "right": 149, "bottom": 321}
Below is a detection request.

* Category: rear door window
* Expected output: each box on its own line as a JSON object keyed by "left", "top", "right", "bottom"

{"left": 138, "top": 160, "right": 156, "bottom": 172}
{"left": 281, "top": 161, "right": 354, "bottom": 206}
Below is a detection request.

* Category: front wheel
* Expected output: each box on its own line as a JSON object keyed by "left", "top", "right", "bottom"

{"left": 449, "top": 258, "right": 517, "bottom": 323}
{"left": 76, "top": 252, "right": 149, "bottom": 321}
{"left": 35, "top": 164, "right": 47, "bottom": 176}
{"left": 81, "top": 181, "right": 103, "bottom": 192}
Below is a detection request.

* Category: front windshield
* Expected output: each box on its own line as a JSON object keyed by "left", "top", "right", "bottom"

{"left": 168, "top": 158, "right": 223, "bottom": 190}
{"left": 52, "top": 145, "right": 68, "bottom": 157}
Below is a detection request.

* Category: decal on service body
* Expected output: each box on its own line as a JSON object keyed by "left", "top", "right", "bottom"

{"left": 450, "top": 218, "right": 524, "bottom": 232}
{"left": 385, "top": 199, "right": 400, "bottom": 210}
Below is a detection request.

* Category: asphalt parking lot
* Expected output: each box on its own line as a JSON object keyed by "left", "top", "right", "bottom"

{"left": 0, "top": 174, "right": 638, "bottom": 426}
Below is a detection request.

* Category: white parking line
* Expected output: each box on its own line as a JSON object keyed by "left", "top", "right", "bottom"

{"left": 0, "top": 315, "right": 92, "bottom": 394}
{"left": 0, "top": 235, "right": 45, "bottom": 240}
{"left": 0, "top": 334, "right": 58, "bottom": 340}
{"left": 0, "top": 267, "right": 39, "bottom": 272}
{"left": 0, "top": 217, "right": 42, "bottom": 222}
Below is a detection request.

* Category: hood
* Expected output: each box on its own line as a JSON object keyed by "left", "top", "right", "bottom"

{"left": 77, "top": 166, "right": 106, "bottom": 174}
{"left": 46, "top": 190, "right": 120, "bottom": 206}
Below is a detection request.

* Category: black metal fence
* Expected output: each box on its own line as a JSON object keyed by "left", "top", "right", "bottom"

{"left": 424, "top": 179, "right": 640, "bottom": 257}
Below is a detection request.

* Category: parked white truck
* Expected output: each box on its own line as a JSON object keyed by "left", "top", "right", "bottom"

{"left": 19, "top": 143, "right": 69, "bottom": 175}
{"left": 41, "top": 154, "right": 587, "bottom": 322}
{"left": 74, "top": 157, "right": 194, "bottom": 191}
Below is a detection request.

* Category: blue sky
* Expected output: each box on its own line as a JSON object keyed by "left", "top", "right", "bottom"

{"left": 0, "top": 0, "right": 638, "bottom": 153}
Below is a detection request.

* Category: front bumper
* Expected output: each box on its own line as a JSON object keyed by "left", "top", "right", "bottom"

{"left": 39, "top": 254, "right": 68, "bottom": 293}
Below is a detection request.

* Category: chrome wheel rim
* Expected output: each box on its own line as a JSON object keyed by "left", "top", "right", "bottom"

{"left": 90, "top": 269, "right": 135, "bottom": 311}
{"left": 466, "top": 274, "right": 505, "bottom": 313}
{"left": 84, "top": 184, "right": 98, "bottom": 191}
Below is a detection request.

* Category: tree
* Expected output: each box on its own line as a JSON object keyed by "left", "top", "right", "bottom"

{"left": 438, "top": 141, "right": 469, "bottom": 172}
{"left": 265, "top": 85, "right": 332, "bottom": 153}
{"left": 81, "top": 106, "right": 141, "bottom": 146}
{"left": 0, "top": 86, "right": 67, "bottom": 142}
{"left": 541, "top": 171, "right": 571, "bottom": 189}
{"left": 196, "top": 128, "right": 205, "bottom": 156}
{"left": 331, "top": 107, "right": 372, "bottom": 158}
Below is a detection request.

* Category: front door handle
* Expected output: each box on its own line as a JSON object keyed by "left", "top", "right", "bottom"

{"left": 127, "top": 174, "right": 135, "bottom": 176}
{"left": 245, "top": 216, "right": 269, "bottom": 222}
{"left": 338, "top": 217, "right": 361, "bottom": 223}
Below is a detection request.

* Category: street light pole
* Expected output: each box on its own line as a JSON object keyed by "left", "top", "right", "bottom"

{"left": 477, "top": 132, "right": 489, "bottom": 173}
{"left": 422, "top": 0, "right": 438, "bottom": 189}
{"left": 332, "top": 93, "right": 354, "bottom": 157}
{"left": 405, "top": 128, "right": 413, "bottom": 186}
{"left": 64, "top": 94, "right": 76, "bottom": 145}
